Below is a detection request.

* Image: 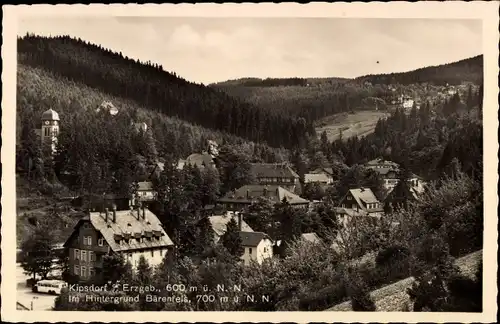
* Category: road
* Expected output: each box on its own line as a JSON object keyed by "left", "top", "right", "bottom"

{"left": 16, "top": 263, "right": 59, "bottom": 311}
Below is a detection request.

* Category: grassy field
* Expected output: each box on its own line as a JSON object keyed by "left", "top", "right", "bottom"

{"left": 314, "top": 110, "right": 390, "bottom": 142}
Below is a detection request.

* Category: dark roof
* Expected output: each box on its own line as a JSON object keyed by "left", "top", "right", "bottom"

{"left": 311, "top": 167, "right": 334, "bottom": 176}
{"left": 41, "top": 109, "right": 60, "bottom": 121}
{"left": 239, "top": 231, "right": 271, "bottom": 247}
{"left": 250, "top": 163, "right": 299, "bottom": 179}
{"left": 369, "top": 167, "right": 396, "bottom": 176}
{"left": 218, "top": 185, "right": 309, "bottom": 205}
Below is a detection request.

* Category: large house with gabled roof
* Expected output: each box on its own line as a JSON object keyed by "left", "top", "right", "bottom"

{"left": 217, "top": 184, "right": 310, "bottom": 212}
{"left": 337, "top": 188, "right": 384, "bottom": 218}
{"left": 365, "top": 158, "right": 425, "bottom": 193}
{"left": 207, "top": 212, "right": 254, "bottom": 244}
{"left": 63, "top": 204, "right": 174, "bottom": 282}
{"left": 250, "top": 163, "right": 300, "bottom": 192}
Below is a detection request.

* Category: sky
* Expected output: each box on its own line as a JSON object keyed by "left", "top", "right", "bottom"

{"left": 18, "top": 17, "right": 482, "bottom": 84}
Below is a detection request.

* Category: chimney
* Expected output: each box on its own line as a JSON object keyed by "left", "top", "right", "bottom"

{"left": 142, "top": 205, "right": 146, "bottom": 220}
{"left": 238, "top": 212, "right": 243, "bottom": 231}
{"left": 136, "top": 207, "right": 140, "bottom": 220}
{"left": 105, "top": 208, "right": 109, "bottom": 222}
{"left": 276, "top": 187, "right": 279, "bottom": 196}
{"left": 246, "top": 190, "right": 250, "bottom": 199}
{"left": 112, "top": 205, "right": 117, "bottom": 223}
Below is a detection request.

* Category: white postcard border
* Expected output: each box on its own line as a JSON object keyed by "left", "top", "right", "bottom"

{"left": 2, "top": 2, "right": 498, "bottom": 323}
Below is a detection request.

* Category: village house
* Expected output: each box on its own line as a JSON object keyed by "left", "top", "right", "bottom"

{"left": 239, "top": 232, "right": 274, "bottom": 266}
{"left": 217, "top": 184, "right": 310, "bottom": 212}
{"left": 63, "top": 203, "right": 174, "bottom": 282}
{"left": 310, "top": 167, "right": 335, "bottom": 178}
{"left": 250, "top": 163, "right": 300, "bottom": 192}
{"left": 304, "top": 173, "right": 333, "bottom": 186}
{"left": 300, "top": 232, "right": 322, "bottom": 244}
{"left": 133, "top": 181, "right": 157, "bottom": 203}
{"left": 365, "top": 158, "right": 425, "bottom": 193}
{"left": 207, "top": 212, "right": 254, "bottom": 244}
{"left": 337, "top": 188, "right": 384, "bottom": 218}
{"left": 204, "top": 212, "right": 273, "bottom": 266}
{"left": 365, "top": 158, "right": 400, "bottom": 170}
{"left": 383, "top": 182, "right": 420, "bottom": 211}
{"left": 178, "top": 140, "right": 219, "bottom": 170}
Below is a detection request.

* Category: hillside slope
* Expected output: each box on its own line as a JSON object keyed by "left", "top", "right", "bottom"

{"left": 326, "top": 250, "right": 482, "bottom": 312}
{"left": 17, "top": 63, "right": 289, "bottom": 163}
{"left": 212, "top": 56, "right": 483, "bottom": 124}
{"left": 356, "top": 55, "right": 483, "bottom": 86}
{"left": 17, "top": 34, "right": 313, "bottom": 149}
{"left": 16, "top": 63, "right": 286, "bottom": 245}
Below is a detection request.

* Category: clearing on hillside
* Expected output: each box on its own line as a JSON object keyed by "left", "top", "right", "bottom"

{"left": 315, "top": 110, "right": 390, "bottom": 142}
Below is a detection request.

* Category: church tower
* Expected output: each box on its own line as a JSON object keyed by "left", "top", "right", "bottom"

{"left": 41, "top": 109, "right": 60, "bottom": 155}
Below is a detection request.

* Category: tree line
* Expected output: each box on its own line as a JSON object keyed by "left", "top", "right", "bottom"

{"left": 355, "top": 55, "right": 483, "bottom": 86}
{"left": 319, "top": 87, "right": 484, "bottom": 181}
{"left": 16, "top": 63, "right": 290, "bottom": 198}
{"left": 17, "top": 34, "right": 313, "bottom": 149}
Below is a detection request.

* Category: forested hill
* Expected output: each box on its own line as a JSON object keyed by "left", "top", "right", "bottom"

{"left": 211, "top": 77, "right": 350, "bottom": 87}
{"left": 17, "top": 34, "right": 313, "bottom": 149}
{"left": 355, "top": 55, "right": 483, "bottom": 86}
{"left": 209, "top": 56, "right": 483, "bottom": 123}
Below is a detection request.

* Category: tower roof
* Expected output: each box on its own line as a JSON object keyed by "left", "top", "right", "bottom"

{"left": 41, "top": 109, "right": 60, "bottom": 121}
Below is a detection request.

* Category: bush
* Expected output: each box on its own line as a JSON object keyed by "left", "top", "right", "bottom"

{"left": 26, "top": 278, "right": 38, "bottom": 287}
{"left": 351, "top": 287, "right": 376, "bottom": 311}
{"left": 298, "top": 280, "right": 348, "bottom": 310}
{"left": 376, "top": 245, "right": 410, "bottom": 267}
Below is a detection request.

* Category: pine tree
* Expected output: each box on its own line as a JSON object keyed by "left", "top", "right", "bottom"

{"left": 387, "top": 168, "right": 414, "bottom": 210}
{"left": 350, "top": 286, "right": 376, "bottom": 311}
{"left": 196, "top": 215, "right": 215, "bottom": 257}
{"left": 200, "top": 167, "right": 221, "bottom": 206}
{"left": 243, "top": 198, "right": 274, "bottom": 234}
{"left": 217, "top": 145, "right": 254, "bottom": 194}
{"left": 21, "top": 225, "right": 56, "bottom": 280}
{"left": 221, "top": 218, "right": 244, "bottom": 258}
{"left": 101, "top": 253, "right": 128, "bottom": 285}
{"left": 135, "top": 255, "right": 152, "bottom": 285}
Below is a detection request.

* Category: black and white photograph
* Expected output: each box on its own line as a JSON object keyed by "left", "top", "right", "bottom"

{"left": 1, "top": 2, "right": 498, "bottom": 323}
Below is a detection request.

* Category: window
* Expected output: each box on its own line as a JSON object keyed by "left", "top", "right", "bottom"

{"left": 89, "top": 251, "right": 95, "bottom": 262}
{"left": 84, "top": 236, "right": 92, "bottom": 246}
{"left": 44, "top": 128, "right": 50, "bottom": 136}
{"left": 98, "top": 238, "right": 104, "bottom": 246}
{"left": 151, "top": 250, "right": 155, "bottom": 257}
{"left": 249, "top": 248, "right": 253, "bottom": 255}
{"left": 81, "top": 250, "right": 87, "bottom": 262}
{"left": 74, "top": 249, "right": 80, "bottom": 260}
{"left": 347, "top": 196, "right": 351, "bottom": 200}
{"left": 81, "top": 266, "right": 86, "bottom": 277}
{"left": 89, "top": 267, "right": 95, "bottom": 277}
{"left": 160, "top": 249, "right": 163, "bottom": 256}
{"left": 74, "top": 265, "right": 79, "bottom": 275}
